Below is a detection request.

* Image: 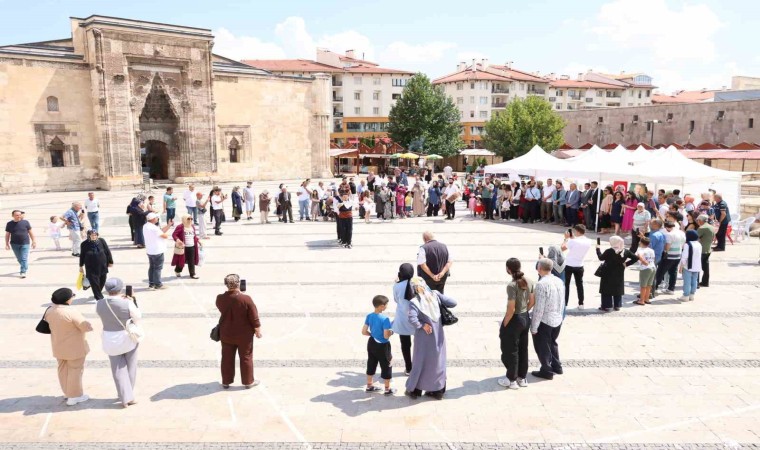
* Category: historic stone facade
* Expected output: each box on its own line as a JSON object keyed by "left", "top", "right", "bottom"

{"left": 0, "top": 15, "right": 331, "bottom": 193}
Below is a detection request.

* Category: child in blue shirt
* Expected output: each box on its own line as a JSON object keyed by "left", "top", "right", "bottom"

{"left": 362, "top": 295, "right": 395, "bottom": 395}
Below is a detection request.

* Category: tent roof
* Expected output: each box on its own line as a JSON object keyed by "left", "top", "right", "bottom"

{"left": 460, "top": 148, "right": 496, "bottom": 156}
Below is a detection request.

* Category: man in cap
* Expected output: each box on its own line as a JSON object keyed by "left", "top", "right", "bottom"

{"left": 143, "top": 213, "right": 172, "bottom": 290}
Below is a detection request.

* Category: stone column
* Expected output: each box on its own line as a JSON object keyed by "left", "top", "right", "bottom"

{"left": 310, "top": 73, "right": 332, "bottom": 178}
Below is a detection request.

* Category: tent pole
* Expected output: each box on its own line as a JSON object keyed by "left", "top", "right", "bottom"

{"left": 595, "top": 177, "right": 602, "bottom": 233}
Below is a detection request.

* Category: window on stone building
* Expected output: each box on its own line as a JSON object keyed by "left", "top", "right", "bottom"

{"left": 392, "top": 93, "right": 401, "bottom": 100}
{"left": 470, "top": 110, "right": 475, "bottom": 118}
{"left": 373, "top": 77, "right": 381, "bottom": 85}
{"left": 556, "top": 90, "right": 563, "bottom": 96}
{"left": 598, "top": 117, "right": 604, "bottom": 123}
{"left": 49, "top": 136, "right": 65, "bottom": 167}
{"left": 479, "top": 96, "right": 488, "bottom": 105}
{"left": 354, "top": 92, "right": 361, "bottom": 100}
{"left": 228, "top": 137, "right": 240, "bottom": 163}
{"left": 479, "top": 111, "right": 487, "bottom": 118}
{"left": 555, "top": 103, "right": 562, "bottom": 110}
{"left": 750, "top": 118, "right": 754, "bottom": 129}
{"left": 667, "top": 113, "right": 673, "bottom": 122}
{"left": 620, "top": 123, "right": 625, "bottom": 132}
{"left": 354, "top": 107, "right": 361, "bottom": 115}
{"left": 456, "top": 83, "right": 463, "bottom": 90}
{"left": 457, "top": 97, "right": 464, "bottom": 105}
{"left": 689, "top": 120, "right": 695, "bottom": 133}
{"left": 47, "top": 96, "right": 59, "bottom": 112}
{"left": 470, "top": 82, "right": 475, "bottom": 89}
{"left": 373, "top": 91, "right": 381, "bottom": 101}
{"left": 373, "top": 107, "right": 380, "bottom": 115}
{"left": 646, "top": 122, "right": 651, "bottom": 131}
{"left": 597, "top": 90, "right": 604, "bottom": 97}
{"left": 577, "top": 125, "right": 582, "bottom": 133}
{"left": 633, "top": 114, "right": 639, "bottom": 123}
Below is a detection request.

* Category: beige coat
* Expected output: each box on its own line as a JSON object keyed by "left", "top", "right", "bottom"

{"left": 46, "top": 305, "right": 92, "bottom": 360}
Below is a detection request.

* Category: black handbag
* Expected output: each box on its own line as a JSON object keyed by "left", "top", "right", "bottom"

{"left": 36, "top": 307, "right": 52, "bottom": 334}
{"left": 210, "top": 303, "right": 233, "bottom": 342}
{"left": 439, "top": 301, "right": 458, "bottom": 326}
{"left": 594, "top": 262, "right": 606, "bottom": 277}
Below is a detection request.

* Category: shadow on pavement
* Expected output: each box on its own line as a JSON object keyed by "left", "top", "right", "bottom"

{"left": 150, "top": 381, "right": 223, "bottom": 401}
{"left": 0, "top": 395, "right": 123, "bottom": 415}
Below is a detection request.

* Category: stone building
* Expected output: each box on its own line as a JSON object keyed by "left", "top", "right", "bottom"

{"left": 558, "top": 99, "right": 760, "bottom": 148}
{"left": 0, "top": 15, "right": 331, "bottom": 194}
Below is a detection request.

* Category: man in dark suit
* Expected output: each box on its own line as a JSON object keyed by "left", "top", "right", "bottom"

{"left": 565, "top": 183, "right": 581, "bottom": 227}
{"left": 584, "top": 181, "right": 599, "bottom": 232}
{"left": 278, "top": 186, "right": 293, "bottom": 223}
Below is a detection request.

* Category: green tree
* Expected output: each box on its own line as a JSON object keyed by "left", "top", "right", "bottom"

{"left": 482, "top": 96, "right": 565, "bottom": 159}
{"left": 388, "top": 73, "right": 462, "bottom": 156}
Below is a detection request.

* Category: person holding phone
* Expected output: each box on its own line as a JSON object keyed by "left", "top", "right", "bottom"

{"left": 216, "top": 274, "right": 262, "bottom": 389}
{"left": 143, "top": 213, "right": 172, "bottom": 290}
{"left": 560, "top": 224, "right": 592, "bottom": 309}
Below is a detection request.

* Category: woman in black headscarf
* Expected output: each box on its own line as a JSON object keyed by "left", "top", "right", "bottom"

{"left": 79, "top": 230, "right": 113, "bottom": 300}
{"left": 391, "top": 263, "right": 416, "bottom": 375}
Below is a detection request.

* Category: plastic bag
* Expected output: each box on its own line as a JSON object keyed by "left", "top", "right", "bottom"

{"left": 82, "top": 276, "right": 91, "bottom": 290}
{"left": 197, "top": 248, "right": 206, "bottom": 267}
{"left": 76, "top": 272, "right": 84, "bottom": 290}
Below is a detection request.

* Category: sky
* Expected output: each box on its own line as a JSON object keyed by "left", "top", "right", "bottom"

{"left": 0, "top": 0, "right": 756, "bottom": 94}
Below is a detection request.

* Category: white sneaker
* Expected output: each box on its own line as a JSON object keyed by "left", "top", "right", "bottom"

{"left": 660, "top": 289, "right": 674, "bottom": 295}
{"left": 517, "top": 378, "right": 528, "bottom": 387}
{"left": 66, "top": 394, "right": 89, "bottom": 406}
{"left": 677, "top": 295, "right": 689, "bottom": 302}
{"left": 577, "top": 304, "right": 585, "bottom": 310}
{"left": 497, "top": 377, "right": 510, "bottom": 387}
{"left": 688, "top": 295, "right": 695, "bottom": 301}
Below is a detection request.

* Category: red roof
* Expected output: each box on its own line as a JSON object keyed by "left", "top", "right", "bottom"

{"left": 667, "top": 142, "right": 684, "bottom": 149}
{"left": 433, "top": 69, "right": 512, "bottom": 84}
{"left": 558, "top": 143, "right": 574, "bottom": 150}
{"left": 651, "top": 89, "right": 717, "bottom": 104}
{"left": 488, "top": 65, "right": 546, "bottom": 83}
{"left": 716, "top": 143, "right": 729, "bottom": 149}
{"left": 242, "top": 59, "right": 412, "bottom": 75}
{"left": 625, "top": 144, "right": 639, "bottom": 150}
{"left": 602, "top": 143, "right": 618, "bottom": 150}
{"left": 683, "top": 143, "right": 697, "bottom": 149}
{"left": 345, "top": 65, "right": 414, "bottom": 75}
{"left": 695, "top": 143, "right": 717, "bottom": 150}
{"left": 579, "top": 143, "right": 594, "bottom": 149}
{"left": 730, "top": 142, "right": 760, "bottom": 150}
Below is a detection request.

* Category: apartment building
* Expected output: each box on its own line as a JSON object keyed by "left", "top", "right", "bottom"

{"left": 244, "top": 49, "right": 414, "bottom": 144}
{"left": 433, "top": 60, "right": 655, "bottom": 146}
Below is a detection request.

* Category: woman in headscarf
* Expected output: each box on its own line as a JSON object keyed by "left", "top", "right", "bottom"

{"left": 78, "top": 229, "right": 113, "bottom": 300}
{"left": 391, "top": 263, "right": 417, "bottom": 375}
{"left": 679, "top": 230, "right": 702, "bottom": 302}
{"left": 630, "top": 202, "right": 652, "bottom": 253}
{"left": 171, "top": 215, "right": 201, "bottom": 279}
{"left": 45, "top": 287, "right": 93, "bottom": 406}
{"left": 128, "top": 196, "right": 148, "bottom": 248}
{"left": 380, "top": 186, "right": 393, "bottom": 220}
{"left": 595, "top": 235, "right": 638, "bottom": 311}
{"left": 405, "top": 277, "right": 457, "bottom": 400}
{"left": 231, "top": 187, "right": 243, "bottom": 222}
{"left": 411, "top": 178, "right": 425, "bottom": 218}
{"left": 544, "top": 245, "right": 566, "bottom": 282}
{"left": 498, "top": 258, "right": 534, "bottom": 390}
{"left": 259, "top": 189, "right": 271, "bottom": 224}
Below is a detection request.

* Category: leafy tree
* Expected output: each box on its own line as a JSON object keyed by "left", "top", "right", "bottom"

{"left": 388, "top": 73, "right": 462, "bottom": 156}
{"left": 482, "top": 96, "right": 565, "bottom": 159}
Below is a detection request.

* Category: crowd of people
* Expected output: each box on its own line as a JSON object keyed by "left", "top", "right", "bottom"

{"left": 4, "top": 167, "right": 745, "bottom": 407}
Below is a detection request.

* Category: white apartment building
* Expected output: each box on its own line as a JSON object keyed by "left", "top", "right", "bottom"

{"left": 244, "top": 49, "right": 413, "bottom": 143}
{"left": 433, "top": 60, "right": 655, "bottom": 145}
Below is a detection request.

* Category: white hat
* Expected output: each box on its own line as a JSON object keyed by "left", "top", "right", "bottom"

{"left": 146, "top": 213, "right": 159, "bottom": 221}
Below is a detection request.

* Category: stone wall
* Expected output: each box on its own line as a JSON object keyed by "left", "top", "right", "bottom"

{"left": 0, "top": 59, "right": 99, "bottom": 193}
{"left": 558, "top": 100, "right": 760, "bottom": 147}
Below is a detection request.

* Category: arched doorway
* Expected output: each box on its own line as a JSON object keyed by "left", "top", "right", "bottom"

{"left": 139, "top": 75, "right": 178, "bottom": 180}
{"left": 142, "top": 140, "right": 169, "bottom": 179}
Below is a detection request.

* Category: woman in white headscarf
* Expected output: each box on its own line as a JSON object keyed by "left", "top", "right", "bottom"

{"left": 404, "top": 276, "right": 457, "bottom": 400}
{"left": 595, "top": 235, "right": 638, "bottom": 312}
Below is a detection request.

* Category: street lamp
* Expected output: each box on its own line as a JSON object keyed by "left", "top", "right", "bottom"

{"left": 648, "top": 119, "right": 661, "bottom": 147}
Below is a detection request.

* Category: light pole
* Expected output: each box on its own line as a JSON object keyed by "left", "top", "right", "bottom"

{"left": 648, "top": 119, "right": 661, "bottom": 147}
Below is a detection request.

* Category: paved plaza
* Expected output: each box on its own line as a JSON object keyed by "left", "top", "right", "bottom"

{"left": 1, "top": 180, "right": 759, "bottom": 449}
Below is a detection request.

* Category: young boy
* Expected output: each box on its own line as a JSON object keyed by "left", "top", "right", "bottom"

{"left": 362, "top": 295, "right": 395, "bottom": 395}
{"left": 634, "top": 237, "right": 656, "bottom": 305}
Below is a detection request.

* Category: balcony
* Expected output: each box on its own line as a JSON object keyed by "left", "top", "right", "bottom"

{"left": 528, "top": 88, "right": 546, "bottom": 95}
{"left": 492, "top": 86, "right": 509, "bottom": 94}
{"left": 332, "top": 96, "right": 343, "bottom": 102}
{"left": 333, "top": 126, "right": 343, "bottom": 133}
{"left": 491, "top": 102, "right": 507, "bottom": 108}
{"left": 332, "top": 80, "right": 343, "bottom": 86}
{"left": 568, "top": 94, "right": 581, "bottom": 100}
{"left": 606, "top": 92, "right": 622, "bottom": 98}
{"left": 333, "top": 111, "right": 343, "bottom": 117}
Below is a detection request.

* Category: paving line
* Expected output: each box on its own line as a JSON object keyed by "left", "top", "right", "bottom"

{"left": 227, "top": 396, "right": 237, "bottom": 427}
{"left": 260, "top": 384, "right": 312, "bottom": 450}
{"left": 37, "top": 412, "right": 52, "bottom": 439}
{"left": 430, "top": 423, "right": 458, "bottom": 450}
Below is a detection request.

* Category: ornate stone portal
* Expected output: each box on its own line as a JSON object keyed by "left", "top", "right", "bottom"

{"left": 0, "top": 15, "right": 332, "bottom": 193}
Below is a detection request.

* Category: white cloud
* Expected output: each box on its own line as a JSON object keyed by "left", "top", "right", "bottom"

{"left": 381, "top": 41, "right": 456, "bottom": 64}
{"left": 652, "top": 62, "right": 742, "bottom": 94}
{"left": 274, "top": 16, "right": 375, "bottom": 61}
{"left": 213, "top": 28, "right": 286, "bottom": 60}
{"left": 590, "top": 0, "right": 723, "bottom": 63}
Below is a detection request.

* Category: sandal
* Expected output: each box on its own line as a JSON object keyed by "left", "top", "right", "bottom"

{"left": 634, "top": 301, "right": 646, "bottom": 305}
{"left": 365, "top": 385, "right": 382, "bottom": 393}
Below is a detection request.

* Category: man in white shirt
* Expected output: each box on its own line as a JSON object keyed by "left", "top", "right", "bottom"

{"left": 143, "top": 213, "right": 171, "bottom": 290}
{"left": 541, "top": 179, "right": 556, "bottom": 223}
{"left": 531, "top": 258, "right": 565, "bottom": 380}
{"left": 443, "top": 164, "right": 453, "bottom": 180}
{"left": 84, "top": 192, "right": 100, "bottom": 232}
{"left": 523, "top": 181, "right": 541, "bottom": 224}
{"left": 242, "top": 182, "right": 256, "bottom": 221}
{"left": 560, "top": 224, "right": 593, "bottom": 309}
{"left": 183, "top": 184, "right": 197, "bottom": 225}
{"left": 211, "top": 188, "right": 226, "bottom": 235}
{"left": 443, "top": 180, "right": 460, "bottom": 220}
{"left": 657, "top": 195, "right": 670, "bottom": 221}
{"left": 297, "top": 181, "right": 311, "bottom": 221}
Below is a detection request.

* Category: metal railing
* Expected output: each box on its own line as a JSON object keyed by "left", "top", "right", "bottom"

{"left": 492, "top": 86, "right": 509, "bottom": 94}
{"left": 333, "top": 111, "right": 343, "bottom": 117}
{"left": 332, "top": 96, "right": 343, "bottom": 102}
{"left": 528, "top": 88, "right": 546, "bottom": 95}
{"left": 491, "top": 102, "right": 507, "bottom": 108}
{"left": 332, "top": 80, "right": 343, "bottom": 86}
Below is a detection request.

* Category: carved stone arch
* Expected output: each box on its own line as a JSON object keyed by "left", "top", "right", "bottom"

{"left": 140, "top": 129, "right": 174, "bottom": 144}
{"left": 135, "top": 73, "right": 180, "bottom": 121}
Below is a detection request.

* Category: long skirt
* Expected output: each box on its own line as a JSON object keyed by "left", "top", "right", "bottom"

{"left": 406, "top": 318, "right": 447, "bottom": 393}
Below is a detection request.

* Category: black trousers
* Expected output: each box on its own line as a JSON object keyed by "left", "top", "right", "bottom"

{"left": 699, "top": 253, "right": 711, "bottom": 286}
{"left": 630, "top": 228, "right": 641, "bottom": 253}
{"left": 421, "top": 273, "right": 448, "bottom": 294}
{"left": 483, "top": 197, "right": 493, "bottom": 219}
{"left": 213, "top": 209, "right": 223, "bottom": 232}
{"left": 445, "top": 200, "right": 456, "bottom": 218}
{"left": 564, "top": 266, "right": 585, "bottom": 306}
{"left": 281, "top": 205, "right": 293, "bottom": 223}
{"left": 499, "top": 313, "right": 530, "bottom": 381}
{"left": 87, "top": 272, "right": 107, "bottom": 301}
{"left": 128, "top": 215, "right": 135, "bottom": 241}
{"left": 715, "top": 220, "right": 728, "bottom": 250}
{"left": 532, "top": 322, "right": 562, "bottom": 376}
{"left": 174, "top": 246, "right": 196, "bottom": 276}
{"left": 601, "top": 294, "right": 622, "bottom": 309}
{"left": 366, "top": 338, "right": 392, "bottom": 380}
{"left": 399, "top": 334, "right": 412, "bottom": 372}
{"left": 426, "top": 202, "right": 440, "bottom": 217}
{"left": 566, "top": 207, "right": 579, "bottom": 226}
{"left": 510, "top": 204, "right": 520, "bottom": 220}
{"left": 338, "top": 217, "right": 353, "bottom": 245}
{"left": 655, "top": 258, "right": 679, "bottom": 291}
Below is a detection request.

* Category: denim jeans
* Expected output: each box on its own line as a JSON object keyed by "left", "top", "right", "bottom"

{"left": 147, "top": 253, "right": 165, "bottom": 287}
{"left": 166, "top": 208, "right": 176, "bottom": 223}
{"left": 87, "top": 212, "right": 99, "bottom": 232}
{"left": 10, "top": 243, "right": 30, "bottom": 273}
{"left": 186, "top": 206, "right": 198, "bottom": 224}
{"left": 298, "top": 199, "right": 310, "bottom": 220}
{"left": 682, "top": 270, "right": 699, "bottom": 296}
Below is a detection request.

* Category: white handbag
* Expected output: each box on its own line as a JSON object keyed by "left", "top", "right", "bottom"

{"left": 105, "top": 298, "right": 144, "bottom": 344}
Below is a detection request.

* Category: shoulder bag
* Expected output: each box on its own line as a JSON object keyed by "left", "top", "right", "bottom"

{"left": 439, "top": 300, "right": 458, "bottom": 326}
{"left": 210, "top": 300, "right": 234, "bottom": 342}
{"left": 105, "top": 298, "right": 144, "bottom": 344}
{"left": 36, "top": 307, "right": 52, "bottom": 334}
{"left": 594, "top": 263, "right": 606, "bottom": 278}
